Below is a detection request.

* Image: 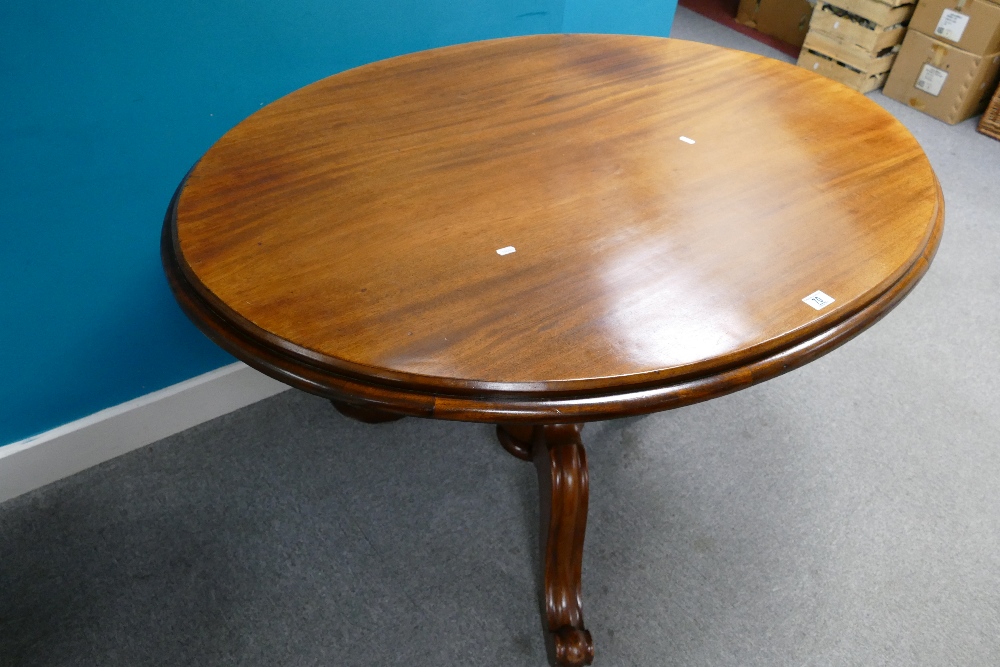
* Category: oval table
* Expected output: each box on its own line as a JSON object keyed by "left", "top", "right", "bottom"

{"left": 162, "top": 35, "right": 943, "bottom": 666}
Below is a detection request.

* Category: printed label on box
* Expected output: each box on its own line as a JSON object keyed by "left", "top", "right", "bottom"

{"left": 915, "top": 63, "right": 949, "bottom": 96}
{"left": 934, "top": 9, "right": 970, "bottom": 42}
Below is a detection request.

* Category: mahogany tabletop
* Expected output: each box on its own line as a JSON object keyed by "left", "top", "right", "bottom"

{"left": 162, "top": 34, "right": 943, "bottom": 667}
{"left": 163, "top": 33, "right": 942, "bottom": 421}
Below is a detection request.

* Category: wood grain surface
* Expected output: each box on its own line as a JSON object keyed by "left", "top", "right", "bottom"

{"left": 164, "top": 34, "right": 943, "bottom": 419}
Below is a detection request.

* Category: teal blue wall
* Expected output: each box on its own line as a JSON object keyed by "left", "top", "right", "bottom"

{"left": 0, "top": 1, "right": 676, "bottom": 447}
{"left": 564, "top": 0, "right": 675, "bottom": 34}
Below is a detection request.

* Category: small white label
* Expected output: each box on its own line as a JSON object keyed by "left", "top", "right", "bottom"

{"left": 679, "top": 136, "right": 696, "bottom": 144}
{"left": 833, "top": 20, "right": 840, "bottom": 29}
{"left": 496, "top": 246, "right": 516, "bottom": 256}
{"left": 802, "top": 290, "right": 835, "bottom": 310}
{"left": 935, "top": 9, "right": 970, "bottom": 42}
{"left": 915, "top": 63, "right": 949, "bottom": 96}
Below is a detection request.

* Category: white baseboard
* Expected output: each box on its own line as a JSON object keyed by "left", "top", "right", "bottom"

{"left": 0, "top": 363, "right": 289, "bottom": 504}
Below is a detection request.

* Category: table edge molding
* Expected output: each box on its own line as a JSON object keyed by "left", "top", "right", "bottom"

{"left": 162, "top": 177, "right": 943, "bottom": 423}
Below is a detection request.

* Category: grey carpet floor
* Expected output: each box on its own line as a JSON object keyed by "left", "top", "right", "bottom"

{"left": 3, "top": 9, "right": 1000, "bottom": 666}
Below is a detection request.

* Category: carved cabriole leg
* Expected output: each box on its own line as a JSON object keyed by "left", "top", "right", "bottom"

{"left": 330, "top": 399, "right": 405, "bottom": 424}
{"left": 534, "top": 424, "right": 594, "bottom": 666}
{"left": 496, "top": 424, "right": 534, "bottom": 460}
{"left": 497, "top": 424, "right": 595, "bottom": 667}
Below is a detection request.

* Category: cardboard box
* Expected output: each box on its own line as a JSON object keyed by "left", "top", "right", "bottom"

{"left": 908, "top": 0, "right": 1000, "bottom": 55}
{"left": 797, "top": 0, "right": 913, "bottom": 90}
{"left": 799, "top": 45, "right": 897, "bottom": 91}
{"left": 804, "top": 30, "right": 901, "bottom": 71}
{"left": 736, "top": 0, "right": 815, "bottom": 47}
{"left": 808, "top": 1, "right": 913, "bottom": 57}
{"left": 816, "top": 0, "right": 916, "bottom": 27}
{"left": 883, "top": 29, "right": 1000, "bottom": 123}
{"left": 979, "top": 80, "right": 1000, "bottom": 138}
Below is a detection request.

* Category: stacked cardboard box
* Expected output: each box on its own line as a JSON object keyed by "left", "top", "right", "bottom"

{"left": 737, "top": 0, "right": 816, "bottom": 48}
{"left": 978, "top": 80, "right": 1000, "bottom": 138}
{"left": 883, "top": 0, "right": 1000, "bottom": 123}
{"left": 797, "top": 0, "right": 918, "bottom": 92}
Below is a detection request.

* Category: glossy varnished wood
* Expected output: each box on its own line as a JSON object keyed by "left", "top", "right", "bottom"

{"left": 530, "top": 425, "right": 593, "bottom": 666}
{"left": 166, "top": 34, "right": 943, "bottom": 414}
{"left": 329, "top": 399, "right": 405, "bottom": 424}
{"left": 497, "top": 424, "right": 594, "bottom": 664}
{"left": 497, "top": 424, "right": 593, "bottom": 664}
{"left": 497, "top": 424, "right": 534, "bottom": 460}
{"left": 162, "top": 34, "right": 944, "bottom": 666}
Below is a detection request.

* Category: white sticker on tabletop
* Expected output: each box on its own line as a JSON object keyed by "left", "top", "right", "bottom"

{"left": 496, "top": 246, "right": 516, "bottom": 256}
{"left": 802, "top": 290, "right": 835, "bottom": 310}
{"left": 915, "top": 64, "right": 948, "bottom": 97}
{"left": 935, "top": 9, "right": 970, "bottom": 42}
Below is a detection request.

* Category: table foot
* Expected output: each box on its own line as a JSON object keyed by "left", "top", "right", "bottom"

{"left": 330, "top": 399, "right": 404, "bottom": 424}
{"left": 499, "top": 424, "right": 594, "bottom": 666}
{"left": 552, "top": 625, "right": 595, "bottom": 667}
